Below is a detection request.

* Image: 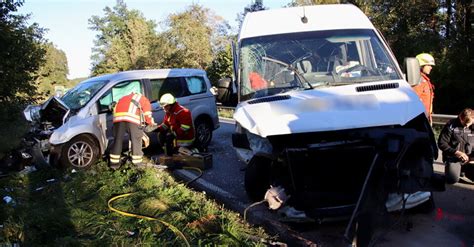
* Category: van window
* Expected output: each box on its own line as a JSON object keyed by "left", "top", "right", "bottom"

{"left": 150, "top": 77, "right": 185, "bottom": 102}
{"left": 239, "top": 29, "right": 401, "bottom": 101}
{"left": 62, "top": 79, "right": 108, "bottom": 110}
{"left": 98, "top": 80, "right": 142, "bottom": 112}
{"left": 185, "top": 76, "right": 206, "bottom": 95}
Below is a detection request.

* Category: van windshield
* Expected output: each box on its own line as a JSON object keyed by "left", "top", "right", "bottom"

{"left": 239, "top": 29, "right": 401, "bottom": 101}
{"left": 61, "top": 80, "right": 108, "bottom": 110}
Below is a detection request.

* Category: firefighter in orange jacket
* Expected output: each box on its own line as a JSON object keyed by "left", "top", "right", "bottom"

{"left": 155, "top": 93, "right": 195, "bottom": 156}
{"left": 109, "top": 92, "right": 154, "bottom": 169}
{"left": 412, "top": 53, "right": 436, "bottom": 124}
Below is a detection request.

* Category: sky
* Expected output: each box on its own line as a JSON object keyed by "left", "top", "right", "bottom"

{"left": 17, "top": 0, "right": 290, "bottom": 79}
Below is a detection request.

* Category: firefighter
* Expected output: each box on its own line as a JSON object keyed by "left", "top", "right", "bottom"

{"left": 154, "top": 93, "right": 195, "bottom": 156}
{"left": 109, "top": 92, "right": 154, "bottom": 169}
{"left": 412, "top": 53, "right": 436, "bottom": 124}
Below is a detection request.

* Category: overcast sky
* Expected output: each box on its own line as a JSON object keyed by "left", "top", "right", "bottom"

{"left": 17, "top": 0, "right": 289, "bottom": 79}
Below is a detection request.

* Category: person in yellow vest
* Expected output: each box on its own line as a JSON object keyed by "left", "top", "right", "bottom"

{"left": 412, "top": 53, "right": 436, "bottom": 124}
{"left": 109, "top": 92, "right": 154, "bottom": 169}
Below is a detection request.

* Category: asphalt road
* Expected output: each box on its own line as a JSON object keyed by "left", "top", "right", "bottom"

{"left": 172, "top": 119, "right": 474, "bottom": 246}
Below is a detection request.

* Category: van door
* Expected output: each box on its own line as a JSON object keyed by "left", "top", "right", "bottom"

{"left": 97, "top": 80, "right": 144, "bottom": 151}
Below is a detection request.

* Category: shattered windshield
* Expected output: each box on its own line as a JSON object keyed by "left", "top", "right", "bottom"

{"left": 61, "top": 80, "right": 108, "bottom": 110}
{"left": 239, "top": 29, "right": 401, "bottom": 101}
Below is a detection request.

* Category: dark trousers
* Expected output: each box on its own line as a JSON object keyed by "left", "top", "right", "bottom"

{"left": 110, "top": 122, "right": 143, "bottom": 166}
{"left": 157, "top": 131, "right": 176, "bottom": 156}
{"left": 445, "top": 160, "right": 474, "bottom": 184}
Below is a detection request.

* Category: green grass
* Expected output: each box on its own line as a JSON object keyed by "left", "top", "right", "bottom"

{"left": 217, "top": 107, "right": 234, "bottom": 119}
{"left": 0, "top": 161, "right": 271, "bottom": 246}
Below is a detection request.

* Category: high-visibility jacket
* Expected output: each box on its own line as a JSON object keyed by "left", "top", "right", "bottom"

{"left": 157, "top": 103, "right": 195, "bottom": 146}
{"left": 113, "top": 93, "right": 154, "bottom": 126}
{"left": 412, "top": 73, "right": 434, "bottom": 123}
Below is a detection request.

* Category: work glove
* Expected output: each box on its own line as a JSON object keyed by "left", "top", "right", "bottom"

{"left": 144, "top": 124, "right": 158, "bottom": 133}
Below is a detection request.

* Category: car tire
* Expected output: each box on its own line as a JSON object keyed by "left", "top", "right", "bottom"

{"left": 245, "top": 156, "right": 272, "bottom": 201}
{"left": 60, "top": 135, "right": 99, "bottom": 169}
{"left": 194, "top": 118, "right": 213, "bottom": 149}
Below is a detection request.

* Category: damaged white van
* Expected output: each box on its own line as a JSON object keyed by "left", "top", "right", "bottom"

{"left": 225, "top": 4, "right": 444, "bottom": 243}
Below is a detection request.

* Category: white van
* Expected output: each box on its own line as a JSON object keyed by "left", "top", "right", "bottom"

{"left": 224, "top": 4, "right": 443, "bottom": 243}
{"left": 24, "top": 69, "right": 219, "bottom": 168}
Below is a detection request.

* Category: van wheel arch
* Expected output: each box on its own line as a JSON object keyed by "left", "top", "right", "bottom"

{"left": 59, "top": 134, "right": 100, "bottom": 169}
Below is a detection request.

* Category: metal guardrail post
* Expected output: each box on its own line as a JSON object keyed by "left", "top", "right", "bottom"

{"left": 432, "top": 114, "right": 456, "bottom": 126}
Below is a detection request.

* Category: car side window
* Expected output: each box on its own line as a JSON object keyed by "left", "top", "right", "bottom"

{"left": 98, "top": 80, "right": 142, "bottom": 112}
{"left": 185, "top": 76, "right": 206, "bottom": 95}
{"left": 150, "top": 77, "right": 185, "bottom": 102}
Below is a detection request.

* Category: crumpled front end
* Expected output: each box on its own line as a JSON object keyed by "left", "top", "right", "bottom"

{"left": 22, "top": 97, "right": 70, "bottom": 167}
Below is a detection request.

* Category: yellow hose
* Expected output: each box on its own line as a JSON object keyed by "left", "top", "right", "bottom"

{"left": 108, "top": 193, "right": 190, "bottom": 247}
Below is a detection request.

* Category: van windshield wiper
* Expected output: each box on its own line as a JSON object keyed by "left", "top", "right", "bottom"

{"left": 262, "top": 56, "right": 313, "bottom": 89}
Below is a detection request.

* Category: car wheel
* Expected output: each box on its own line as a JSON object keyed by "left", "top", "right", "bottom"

{"left": 194, "top": 118, "right": 212, "bottom": 149}
{"left": 60, "top": 135, "right": 99, "bottom": 168}
{"left": 245, "top": 156, "right": 272, "bottom": 201}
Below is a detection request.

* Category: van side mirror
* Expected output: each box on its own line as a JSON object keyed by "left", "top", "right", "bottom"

{"left": 216, "top": 77, "right": 237, "bottom": 106}
{"left": 404, "top": 57, "right": 421, "bottom": 86}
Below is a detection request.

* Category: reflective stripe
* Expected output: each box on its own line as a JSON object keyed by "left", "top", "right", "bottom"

{"left": 181, "top": 124, "right": 190, "bottom": 131}
{"left": 132, "top": 158, "right": 143, "bottom": 164}
{"left": 114, "top": 116, "right": 141, "bottom": 125}
{"left": 110, "top": 154, "right": 121, "bottom": 159}
{"left": 131, "top": 155, "right": 142, "bottom": 159}
{"left": 177, "top": 139, "right": 194, "bottom": 146}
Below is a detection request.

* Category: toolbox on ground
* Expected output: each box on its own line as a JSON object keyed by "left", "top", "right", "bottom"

{"left": 159, "top": 153, "right": 213, "bottom": 170}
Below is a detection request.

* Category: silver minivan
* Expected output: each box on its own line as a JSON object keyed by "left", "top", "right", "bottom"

{"left": 23, "top": 69, "right": 220, "bottom": 168}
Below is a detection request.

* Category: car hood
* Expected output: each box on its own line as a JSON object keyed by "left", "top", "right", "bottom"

{"left": 24, "top": 96, "right": 70, "bottom": 128}
{"left": 233, "top": 81, "right": 425, "bottom": 137}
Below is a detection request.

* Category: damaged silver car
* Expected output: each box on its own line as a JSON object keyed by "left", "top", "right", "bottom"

{"left": 23, "top": 69, "right": 219, "bottom": 168}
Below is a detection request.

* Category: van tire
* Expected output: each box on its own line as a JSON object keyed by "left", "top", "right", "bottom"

{"left": 245, "top": 156, "right": 272, "bottom": 201}
{"left": 194, "top": 118, "right": 212, "bottom": 149}
{"left": 60, "top": 135, "right": 99, "bottom": 169}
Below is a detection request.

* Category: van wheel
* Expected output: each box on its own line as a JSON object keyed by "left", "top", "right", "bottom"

{"left": 194, "top": 118, "right": 212, "bottom": 149}
{"left": 245, "top": 156, "right": 272, "bottom": 201}
{"left": 60, "top": 135, "right": 99, "bottom": 168}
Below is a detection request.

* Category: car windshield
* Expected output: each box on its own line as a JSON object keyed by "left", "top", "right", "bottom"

{"left": 61, "top": 80, "right": 108, "bottom": 110}
{"left": 239, "top": 29, "right": 401, "bottom": 101}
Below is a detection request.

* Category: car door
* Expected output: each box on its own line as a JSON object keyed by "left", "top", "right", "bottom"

{"left": 97, "top": 80, "right": 144, "bottom": 151}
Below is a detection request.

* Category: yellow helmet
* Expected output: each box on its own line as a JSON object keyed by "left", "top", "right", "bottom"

{"left": 159, "top": 93, "right": 176, "bottom": 106}
{"left": 416, "top": 53, "right": 435, "bottom": 67}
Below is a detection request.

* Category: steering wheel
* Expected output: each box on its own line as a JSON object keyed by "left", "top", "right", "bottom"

{"left": 337, "top": 64, "right": 379, "bottom": 77}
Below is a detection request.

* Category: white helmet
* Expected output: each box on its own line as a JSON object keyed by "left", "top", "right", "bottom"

{"left": 416, "top": 53, "right": 435, "bottom": 67}
{"left": 159, "top": 93, "right": 176, "bottom": 107}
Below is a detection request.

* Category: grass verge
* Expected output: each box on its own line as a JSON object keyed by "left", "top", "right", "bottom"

{"left": 0, "top": 161, "right": 271, "bottom": 246}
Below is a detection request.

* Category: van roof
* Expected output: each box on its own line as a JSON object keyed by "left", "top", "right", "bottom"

{"left": 81, "top": 68, "right": 206, "bottom": 83}
{"left": 239, "top": 4, "right": 375, "bottom": 40}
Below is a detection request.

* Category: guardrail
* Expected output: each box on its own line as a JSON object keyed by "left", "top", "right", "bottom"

{"left": 217, "top": 106, "right": 456, "bottom": 126}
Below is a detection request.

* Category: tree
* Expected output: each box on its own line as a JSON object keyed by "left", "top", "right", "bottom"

{"left": 0, "top": 0, "right": 47, "bottom": 158}
{"left": 206, "top": 44, "right": 233, "bottom": 85}
{"left": 89, "top": 0, "right": 156, "bottom": 75}
{"left": 158, "top": 4, "right": 214, "bottom": 69}
{"left": 35, "top": 42, "right": 69, "bottom": 99}
{"left": 236, "top": 0, "right": 268, "bottom": 28}
{"left": 0, "top": 0, "right": 46, "bottom": 105}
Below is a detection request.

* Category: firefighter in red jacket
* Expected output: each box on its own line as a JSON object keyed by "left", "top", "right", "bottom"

{"left": 109, "top": 92, "right": 154, "bottom": 169}
{"left": 412, "top": 53, "right": 436, "bottom": 124}
{"left": 155, "top": 93, "right": 195, "bottom": 156}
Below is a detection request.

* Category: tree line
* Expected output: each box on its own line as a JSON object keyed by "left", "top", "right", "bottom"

{"left": 1, "top": 0, "right": 472, "bottom": 112}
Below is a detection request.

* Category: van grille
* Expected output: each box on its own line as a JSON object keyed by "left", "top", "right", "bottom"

{"left": 248, "top": 95, "right": 291, "bottom": 104}
{"left": 356, "top": 83, "right": 399, "bottom": 92}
